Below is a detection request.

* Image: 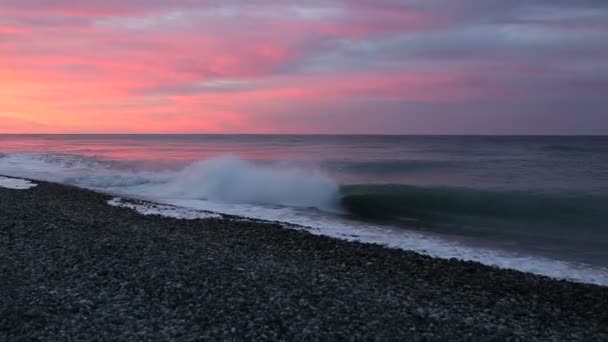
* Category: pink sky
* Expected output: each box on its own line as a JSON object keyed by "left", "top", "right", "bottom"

{"left": 1, "top": 1, "right": 607, "bottom": 134}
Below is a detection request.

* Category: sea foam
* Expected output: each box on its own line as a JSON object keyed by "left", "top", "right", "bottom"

{"left": 108, "top": 197, "right": 222, "bottom": 220}
{"left": 0, "top": 176, "right": 37, "bottom": 190}
{"left": 0, "top": 153, "right": 338, "bottom": 209}
{"left": 152, "top": 156, "right": 339, "bottom": 209}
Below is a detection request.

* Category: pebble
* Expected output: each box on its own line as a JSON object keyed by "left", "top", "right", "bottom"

{"left": 1, "top": 180, "right": 607, "bottom": 341}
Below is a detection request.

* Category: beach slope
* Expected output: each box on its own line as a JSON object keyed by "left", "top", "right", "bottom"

{"left": 1, "top": 179, "right": 607, "bottom": 340}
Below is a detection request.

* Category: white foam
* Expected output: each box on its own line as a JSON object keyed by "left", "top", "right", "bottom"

{"left": 148, "top": 156, "right": 339, "bottom": 209}
{"left": 0, "top": 153, "right": 338, "bottom": 209}
{"left": 0, "top": 176, "right": 37, "bottom": 190}
{"left": 108, "top": 197, "right": 222, "bottom": 220}
{"left": 0, "top": 153, "right": 170, "bottom": 191}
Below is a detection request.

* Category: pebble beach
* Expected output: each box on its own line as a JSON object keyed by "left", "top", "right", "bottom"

{"left": 1, "top": 178, "right": 607, "bottom": 341}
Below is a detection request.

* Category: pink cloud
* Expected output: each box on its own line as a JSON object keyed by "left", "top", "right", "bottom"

{"left": 167, "top": 72, "right": 505, "bottom": 107}
{"left": 0, "top": 25, "right": 31, "bottom": 34}
{"left": 1, "top": 1, "right": 605, "bottom": 133}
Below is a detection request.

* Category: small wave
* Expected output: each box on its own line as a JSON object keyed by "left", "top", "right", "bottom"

{"left": 0, "top": 152, "right": 125, "bottom": 170}
{"left": 340, "top": 184, "right": 606, "bottom": 231}
{"left": 542, "top": 144, "right": 608, "bottom": 153}
{"left": 0, "top": 152, "right": 169, "bottom": 188}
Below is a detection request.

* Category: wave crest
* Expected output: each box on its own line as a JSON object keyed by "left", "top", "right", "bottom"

{"left": 0, "top": 153, "right": 340, "bottom": 209}
{"left": 158, "top": 156, "right": 340, "bottom": 208}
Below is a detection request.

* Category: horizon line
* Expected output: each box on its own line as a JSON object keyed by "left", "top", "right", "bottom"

{"left": 1, "top": 133, "right": 607, "bottom": 137}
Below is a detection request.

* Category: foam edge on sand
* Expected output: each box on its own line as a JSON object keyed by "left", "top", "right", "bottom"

{"left": 0, "top": 176, "right": 37, "bottom": 190}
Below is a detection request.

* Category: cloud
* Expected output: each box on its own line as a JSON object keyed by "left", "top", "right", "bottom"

{"left": 0, "top": 0, "right": 607, "bottom": 133}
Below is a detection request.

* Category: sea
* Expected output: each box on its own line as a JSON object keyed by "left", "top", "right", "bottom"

{"left": 1, "top": 134, "right": 607, "bottom": 285}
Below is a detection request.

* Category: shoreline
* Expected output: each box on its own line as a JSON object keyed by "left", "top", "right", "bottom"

{"left": 1, "top": 178, "right": 607, "bottom": 340}
{"left": 3, "top": 174, "right": 608, "bottom": 286}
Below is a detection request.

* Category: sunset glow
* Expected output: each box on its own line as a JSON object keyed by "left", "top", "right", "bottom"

{"left": 1, "top": 1, "right": 607, "bottom": 134}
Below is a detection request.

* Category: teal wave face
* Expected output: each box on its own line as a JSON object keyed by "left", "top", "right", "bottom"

{"left": 339, "top": 184, "right": 606, "bottom": 233}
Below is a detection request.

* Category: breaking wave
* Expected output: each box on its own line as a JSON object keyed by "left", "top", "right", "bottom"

{"left": 1, "top": 152, "right": 606, "bottom": 230}
{"left": 153, "top": 157, "right": 339, "bottom": 208}
{"left": 0, "top": 153, "right": 340, "bottom": 209}
{"left": 2, "top": 151, "right": 608, "bottom": 285}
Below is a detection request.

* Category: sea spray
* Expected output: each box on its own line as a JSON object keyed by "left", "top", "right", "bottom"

{"left": 153, "top": 156, "right": 340, "bottom": 209}
{"left": 0, "top": 153, "right": 341, "bottom": 209}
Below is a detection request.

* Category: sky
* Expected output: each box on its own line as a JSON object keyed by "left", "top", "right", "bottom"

{"left": 1, "top": 0, "right": 607, "bottom": 134}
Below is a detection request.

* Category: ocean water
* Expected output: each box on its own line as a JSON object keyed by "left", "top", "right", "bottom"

{"left": 1, "top": 134, "right": 607, "bottom": 284}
